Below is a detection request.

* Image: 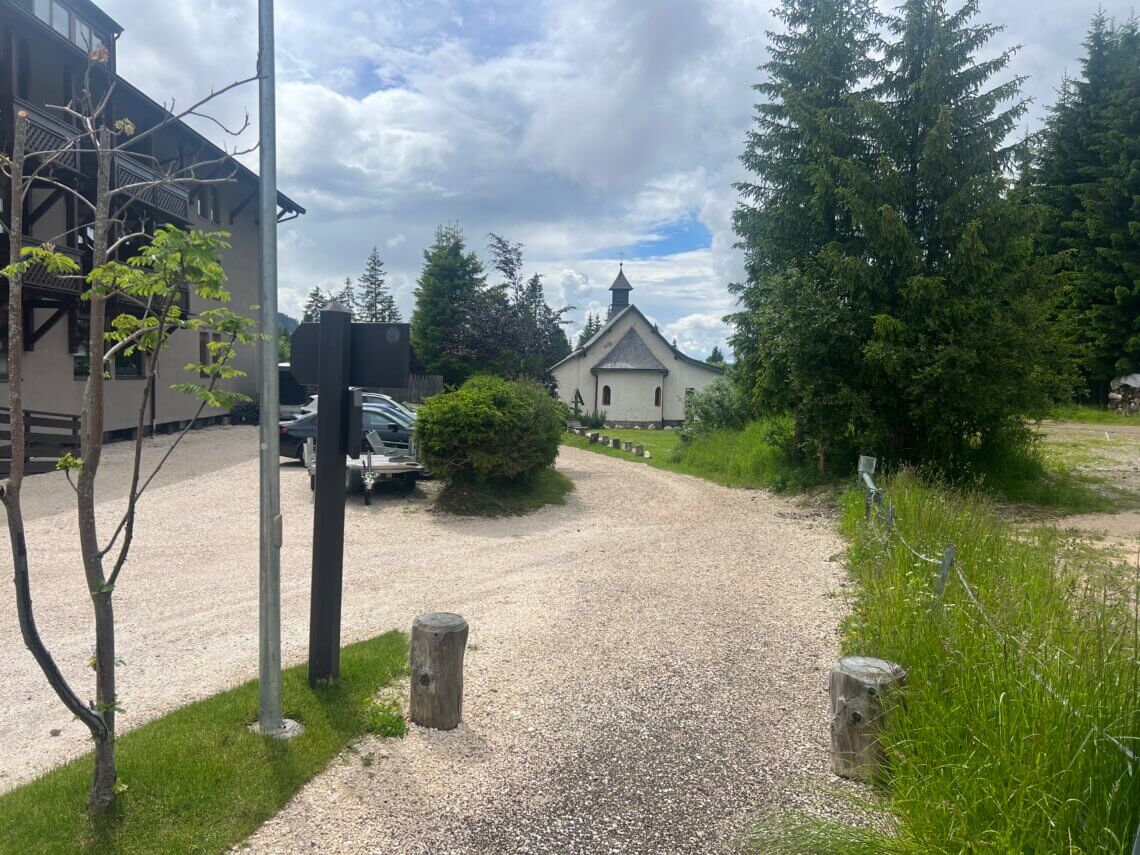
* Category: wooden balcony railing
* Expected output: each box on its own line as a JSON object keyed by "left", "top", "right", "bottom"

{"left": 0, "top": 239, "right": 88, "bottom": 296}
{"left": 13, "top": 97, "right": 81, "bottom": 173}
{"left": 112, "top": 154, "right": 191, "bottom": 223}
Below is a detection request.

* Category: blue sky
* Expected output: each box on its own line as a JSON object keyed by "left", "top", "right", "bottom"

{"left": 100, "top": 0, "right": 1136, "bottom": 359}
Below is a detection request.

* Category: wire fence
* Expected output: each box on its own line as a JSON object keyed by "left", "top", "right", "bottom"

{"left": 856, "top": 455, "right": 1140, "bottom": 854}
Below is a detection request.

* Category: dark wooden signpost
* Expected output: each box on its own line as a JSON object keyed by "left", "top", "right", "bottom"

{"left": 290, "top": 302, "right": 410, "bottom": 685}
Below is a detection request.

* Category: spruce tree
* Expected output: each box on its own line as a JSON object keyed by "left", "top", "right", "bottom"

{"left": 839, "top": 0, "right": 1068, "bottom": 462}
{"left": 301, "top": 286, "right": 327, "bottom": 323}
{"left": 577, "top": 313, "right": 601, "bottom": 348}
{"left": 333, "top": 276, "right": 358, "bottom": 319}
{"left": 410, "top": 224, "right": 485, "bottom": 384}
{"left": 707, "top": 346, "right": 726, "bottom": 366}
{"left": 357, "top": 246, "right": 401, "bottom": 323}
{"left": 1034, "top": 12, "right": 1140, "bottom": 397}
{"left": 728, "top": 0, "right": 878, "bottom": 467}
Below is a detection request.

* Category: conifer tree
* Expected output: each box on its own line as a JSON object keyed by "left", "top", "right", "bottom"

{"left": 410, "top": 224, "right": 485, "bottom": 384}
{"left": 836, "top": 0, "right": 1068, "bottom": 462}
{"left": 577, "top": 313, "right": 601, "bottom": 348}
{"left": 728, "top": 0, "right": 879, "bottom": 465}
{"left": 333, "top": 276, "right": 358, "bottom": 319}
{"left": 301, "top": 286, "right": 328, "bottom": 323}
{"left": 1033, "top": 12, "right": 1140, "bottom": 398}
{"left": 707, "top": 346, "right": 726, "bottom": 366}
{"left": 357, "top": 246, "right": 401, "bottom": 323}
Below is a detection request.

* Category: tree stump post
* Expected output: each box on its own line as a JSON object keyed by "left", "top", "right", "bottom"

{"left": 635, "top": 444, "right": 644, "bottom": 456}
{"left": 588, "top": 432, "right": 599, "bottom": 444}
{"left": 410, "top": 613, "right": 469, "bottom": 730}
{"left": 623, "top": 441, "right": 633, "bottom": 452}
{"left": 829, "top": 656, "right": 906, "bottom": 781}
{"left": 611, "top": 437, "right": 622, "bottom": 448}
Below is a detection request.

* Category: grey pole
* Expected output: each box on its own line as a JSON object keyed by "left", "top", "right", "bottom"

{"left": 256, "top": 0, "right": 285, "bottom": 735}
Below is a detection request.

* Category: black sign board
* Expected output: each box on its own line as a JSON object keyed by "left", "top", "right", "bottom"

{"left": 291, "top": 307, "right": 413, "bottom": 686}
{"left": 290, "top": 322, "right": 411, "bottom": 389}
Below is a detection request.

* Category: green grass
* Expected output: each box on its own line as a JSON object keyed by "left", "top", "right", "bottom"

{"left": 753, "top": 473, "right": 1140, "bottom": 853}
{"left": 974, "top": 438, "right": 1128, "bottom": 514}
{"left": 1048, "top": 403, "right": 1137, "bottom": 425}
{"left": 562, "top": 417, "right": 823, "bottom": 492}
{"left": 433, "top": 467, "right": 574, "bottom": 516}
{"left": 0, "top": 631, "right": 408, "bottom": 855}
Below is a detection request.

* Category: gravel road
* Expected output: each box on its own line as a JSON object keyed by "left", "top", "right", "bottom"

{"left": 0, "top": 427, "right": 853, "bottom": 852}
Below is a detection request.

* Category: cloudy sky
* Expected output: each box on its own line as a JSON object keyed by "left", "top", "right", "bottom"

{"left": 98, "top": 0, "right": 1131, "bottom": 358}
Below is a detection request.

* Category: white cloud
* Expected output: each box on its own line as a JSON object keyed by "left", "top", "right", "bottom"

{"left": 97, "top": 0, "right": 1135, "bottom": 340}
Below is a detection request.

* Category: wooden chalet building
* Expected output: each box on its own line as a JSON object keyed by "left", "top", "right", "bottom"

{"left": 0, "top": 0, "right": 304, "bottom": 442}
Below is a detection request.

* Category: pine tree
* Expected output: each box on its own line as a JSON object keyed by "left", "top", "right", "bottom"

{"left": 357, "top": 246, "right": 401, "bottom": 323}
{"left": 727, "top": 0, "right": 879, "bottom": 465}
{"left": 333, "top": 276, "right": 358, "bottom": 319}
{"left": 707, "top": 346, "right": 726, "bottom": 366}
{"left": 838, "top": 0, "right": 1068, "bottom": 462}
{"left": 301, "top": 286, "right": 327, "bottom": 323}
{"left": 410, "top": 225, "right": 485, "bottom": 384}
{"left": 1033, "top": 12, "right": 1140, "bottom": 398}
{"left": 577, "top": 313, "right": 601, "bottom": 348}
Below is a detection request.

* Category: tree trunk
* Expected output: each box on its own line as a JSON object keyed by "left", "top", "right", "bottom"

{"left": 829, "top": 656, "right": 906, "bottom": 782}
{"left": 409, "top": 613, "right": 468, "bottom": 731}
{"left": 77, "top": 131, "right": 117, "bottom": 812}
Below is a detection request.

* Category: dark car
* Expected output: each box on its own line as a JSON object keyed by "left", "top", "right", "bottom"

{"left": 279, "top": 406, "right": 413, "bottom": 461}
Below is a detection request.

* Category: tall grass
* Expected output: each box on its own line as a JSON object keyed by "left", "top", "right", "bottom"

{"left": 672, "top": 416, "right": 824, "bottom": 492}
{"left": 756, "top": 473, "right": 1140, "bottom": 852}
{"left": 1049, "top": 403, "right": 1137, "bottom": 426}
{"left": 846, "top": 474, "right": 1137, "bottom": 851}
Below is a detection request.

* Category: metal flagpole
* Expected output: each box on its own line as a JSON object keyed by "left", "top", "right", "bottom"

{"left": 256, "top": 0, "right": 287, "bottom": 736}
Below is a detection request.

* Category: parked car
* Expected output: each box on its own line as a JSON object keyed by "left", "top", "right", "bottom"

{"left": 279, "top": 405, "right": 414, "bottom": 461}
{"left": 297, "top": 391, "right": 416, "bottom": 421}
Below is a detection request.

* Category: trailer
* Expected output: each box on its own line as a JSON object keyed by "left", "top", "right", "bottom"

{"left": 304, "top": 431, "right": 423, "bottom": 504}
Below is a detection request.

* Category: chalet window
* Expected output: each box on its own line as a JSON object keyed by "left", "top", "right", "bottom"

{"left": 654, "top": 386, "right": 661, "bottom": 407}
{"left": 602, "top": 385, "right": 611, "bottom": 406}
{"left": 73, "top": 316, "right": 90, "bottom": 378}
{"left": 114, "top": 345, "right": 144, "bottom": 379}
{"left": 34, "top": 1, "right": 109, "bottom": 61}
{"left": 194, "top": 188, "right": 221, "bottom": 225}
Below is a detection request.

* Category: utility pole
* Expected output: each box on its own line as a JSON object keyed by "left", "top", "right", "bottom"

{"left": 256, "top": 0, "right": 295, "bottom": 737}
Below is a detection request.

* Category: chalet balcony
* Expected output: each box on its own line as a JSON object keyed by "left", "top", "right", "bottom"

{"left": 0, "top": 238, "right": 88, "bottom": 297}
{"left": 11, "top": 97, "right": 81, "bottom": 173}
{"left": 112, "top": 154, "right": 191, "bottom": 223}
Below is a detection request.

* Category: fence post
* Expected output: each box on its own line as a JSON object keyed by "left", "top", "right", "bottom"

{"left": 934, "top": 545, "right": 956, "bottom": 598}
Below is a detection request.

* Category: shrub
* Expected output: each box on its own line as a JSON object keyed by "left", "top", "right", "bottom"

{"left": 679, "top": 375, "right": 750, "bottom": 442}
{"left": 415, "top": 375, "right": 566, "bottom": 482}
{"left": 581, "top": 410, "right": 607, "bottom": 430}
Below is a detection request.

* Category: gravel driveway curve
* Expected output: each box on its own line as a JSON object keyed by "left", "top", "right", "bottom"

{"left": 0, "top": 428, "right": 850, "bottom": 852}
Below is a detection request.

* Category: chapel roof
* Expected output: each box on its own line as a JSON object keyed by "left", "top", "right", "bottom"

{"left": 609, "top": 266, "right": 633, "bottom": 291}
{"left": 591, "top": 327, "right": 667, "bottom": 372}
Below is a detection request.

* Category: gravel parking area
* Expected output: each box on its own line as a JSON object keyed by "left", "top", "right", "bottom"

{"left": 0, "top": 426, "right": 852, "bottom": 851}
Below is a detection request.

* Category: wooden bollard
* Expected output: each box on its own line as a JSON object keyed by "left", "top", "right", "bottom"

{"left": 829, "top": 656, "right": 906, "bottom": 781}
{"left": 635, "top": 444, "right": 644, "bottom": 456}
{"left": 611, "top": 437, "right": 622, "bottom": 448}
{"left": 588, "top": 432, "right": 600, "bottom": 444}
{"left": 410, "top": 613, "right": 469, "bottom": 731}
{"left": 601, "top": 435, "right": 609, "bottom": 444}
{"left": 623, "top": 441, "right": 633, "bottom": 452}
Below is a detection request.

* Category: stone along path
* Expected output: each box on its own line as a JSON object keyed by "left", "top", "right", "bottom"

{"left": 0, "top": 430, "right": 851, "bottom": 851}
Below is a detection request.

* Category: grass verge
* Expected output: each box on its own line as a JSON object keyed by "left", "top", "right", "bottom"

{"left": 753, "top": 472, "right": 1140, "bottom": 852}
{"left": 1048, "top": 403, "right": 1138, "bottom": 425}
{"left": 562, "top": 416, "right": 824, "bottom": 492}
{"left": 0, "top": 631, "right": 408, "bottom": 855}
{"left": 433, "top": 467, "right": 574, "bottom": 516}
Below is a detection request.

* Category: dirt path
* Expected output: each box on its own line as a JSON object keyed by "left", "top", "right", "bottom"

{"left": 0, "top": 430, "right": 851, "bottom": 851}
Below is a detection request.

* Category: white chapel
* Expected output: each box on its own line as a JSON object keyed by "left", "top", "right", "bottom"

{"left": 549, "top": 267, "right": 724, "bottom": 427}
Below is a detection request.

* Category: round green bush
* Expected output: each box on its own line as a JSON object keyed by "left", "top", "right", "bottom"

{"left": 415, "top": 376, "right": 566, "bottom": 482}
